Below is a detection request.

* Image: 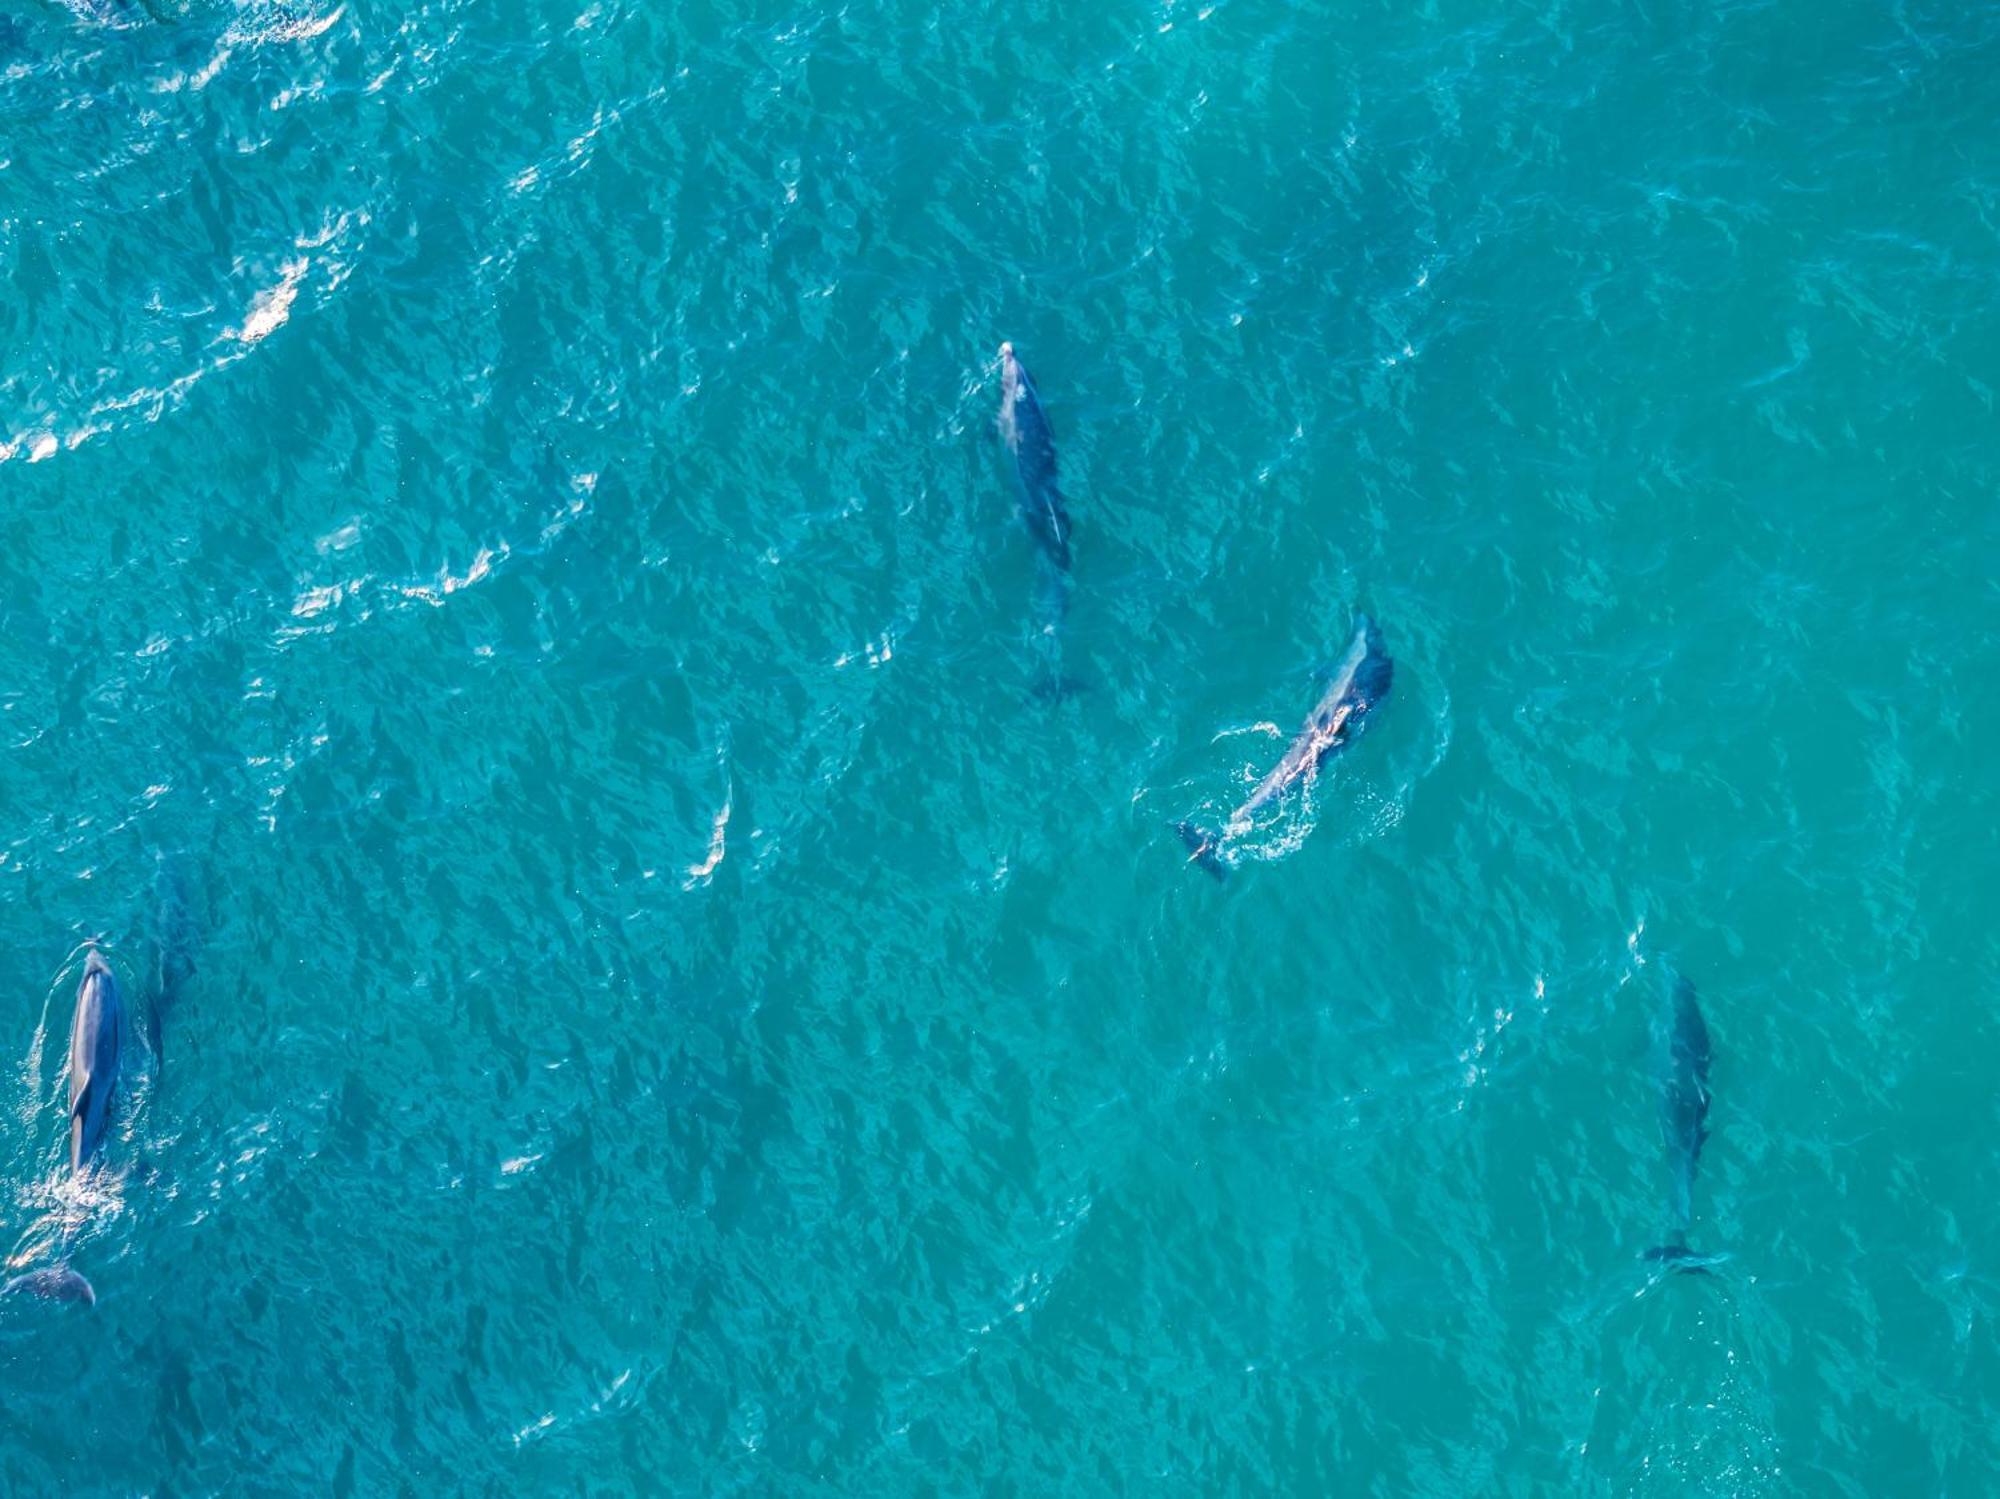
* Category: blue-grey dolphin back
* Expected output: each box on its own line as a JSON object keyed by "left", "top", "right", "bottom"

{"left": 16, "top": 949, "right": 133, "bottom": 1310}
{"left": 1338, "top": 615, "right": 1394, "bottom": 712}
{"left": 1647, "top": 974, "right": 1715, "bottom": 1273}
{"left": 2, "top": 1266, "right": 95, "bottom": 1306}
{"left": 1176, "top": 614, "right": 1394, "bottom": 876}
{"left": 68, "top": 950, "right": 125, "bottom": 1174}
{"left": 1243, "top": 613, "right": 1393, "bottom": 817}
{"left": 997, "top": 343, "right": 1072, "bottom": 569}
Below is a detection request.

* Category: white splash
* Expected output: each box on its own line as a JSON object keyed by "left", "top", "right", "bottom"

{"left": 400, "top": 546, "right": 503, "bottom": 605}
{"left": 226, "top": 5, "right": 344, "bottom": 45}
{"left": 316, "top": 520, "right": 361, "bottom": 553}
{"left": 834, "top": 632, "right": 895, "bottom": 669}
{"left": 153, "top": 46, "right": 232, "bottom": 92}
{"left": 86, "top": 364, "right": 211, "bottom": 426}
{"left": 1211, "top": 720, "right": 1283, "bottom": 743}
{"left": 443, "top": 548, "right": 495, "bottom": 594}
{"left": 513, "top": 1412, "right": 557, "bottom": 1446}
{"left": 684, "top": 790, "right": 732, "bottom": 888}
{"left": 229, "top": 258, "right": 307, "bottom": 344}
{"left": 540, "top": 477, "right": 594, "bottom": 543}
{"left": 291, "top": 583, "right": 345, "bottom": 618}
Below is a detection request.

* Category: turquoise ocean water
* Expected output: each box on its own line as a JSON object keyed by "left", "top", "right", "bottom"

{"left": 2, "top": 0, "right": 1997, "bottom": 1491}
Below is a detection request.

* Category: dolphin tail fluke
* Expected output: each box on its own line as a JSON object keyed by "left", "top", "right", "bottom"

{"left": 1175, "top": 822, "right": 1229, "bottom": 880}
{"left": 3, "top": 1266, "right": 96, "bottom": 1306}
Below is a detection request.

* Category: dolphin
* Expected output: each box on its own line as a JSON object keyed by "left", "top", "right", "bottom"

{"left": 1, "top": 1267, "right": 96, "bottom": 1307}
{"left": 997, "top": 343, "right": 1071, "bottom": 571}
{"left": 1176, "top": 615, "right": 1394, "bottom": 878}
{"left": 69, "top": 950, "right": 125, "bottom": 1174}
{"left": 1645, "top": 975, "right": 1722, "bottom": 1273}
{"left": 4, "top": 951, "right": 126, "bottom": 1310}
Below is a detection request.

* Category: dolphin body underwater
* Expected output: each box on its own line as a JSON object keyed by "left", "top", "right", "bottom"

{"left": 146, "top": 852, "right": 200, "bottom": 1069}
{"left": 1176, "top": 615, "right": 1394, "bottom": 878}
{"left": 1646, "top": 975, "right": 1725, "bottom": 1274}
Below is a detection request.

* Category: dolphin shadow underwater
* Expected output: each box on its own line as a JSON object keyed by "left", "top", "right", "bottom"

{"left": 145, "top": 850, "right": 201, "bottom": 1071}
{"left": 1176, "top": 614, "right": 1394, "bottom": 878}
{"left": 4, "top": 859, "right": 200, "bottom": 1309}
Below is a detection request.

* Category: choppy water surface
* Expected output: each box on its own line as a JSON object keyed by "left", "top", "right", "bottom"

{"left": 2, "top": 0, "right": 1997, "bottom": 1491}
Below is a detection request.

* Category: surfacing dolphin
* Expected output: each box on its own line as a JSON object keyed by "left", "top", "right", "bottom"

{"left": 4, "top": 950, "right": 127, "bottom": 1309}
{"left": 1646, "top": 974, "right": 1723, "bottom": 1274}
{"left": 1176, "top": 615, "right": 1394, "bottom": 878}
{"left": 1, "top": 1266, "right": 94, "bottom": 1306}
{"left": 997, "top": 342, "right": 1071, "bottom": 570}
{"left": 68, "top": 950, "right": 125, "bottom": 1175}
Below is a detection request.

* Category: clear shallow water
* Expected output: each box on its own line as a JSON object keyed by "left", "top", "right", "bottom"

{"left": 0, "top": 0, "right": 1996, "bottom": 1491}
